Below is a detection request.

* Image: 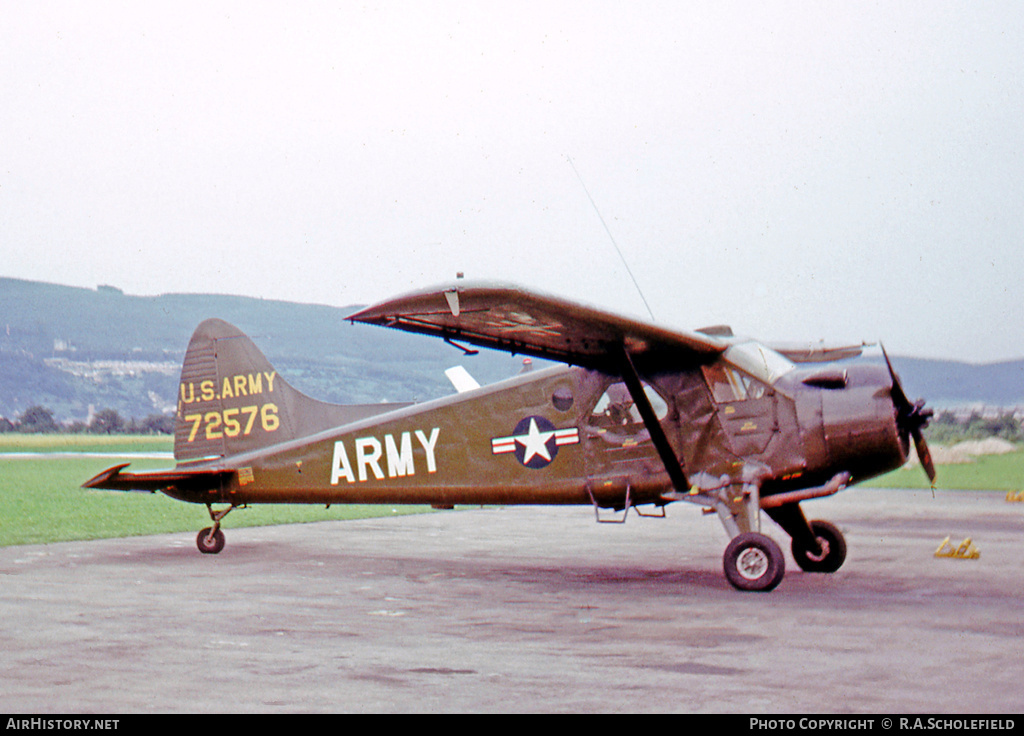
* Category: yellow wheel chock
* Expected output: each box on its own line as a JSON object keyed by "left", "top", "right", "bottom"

{"left": 934, "top": 536, "right": 980, "bottom": 559}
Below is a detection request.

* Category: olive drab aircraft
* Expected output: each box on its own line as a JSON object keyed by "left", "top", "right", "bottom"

{"left": 83, "top": 281, "right": 936, "bottom": 591}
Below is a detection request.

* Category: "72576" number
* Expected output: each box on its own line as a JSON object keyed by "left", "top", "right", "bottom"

{"left": 182, "top": 403, "right": 280, "bottom": 442}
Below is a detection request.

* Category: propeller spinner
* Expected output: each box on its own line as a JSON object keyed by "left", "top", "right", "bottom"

{"left": 882, "top": 347, "right": 936, "bottom": 484}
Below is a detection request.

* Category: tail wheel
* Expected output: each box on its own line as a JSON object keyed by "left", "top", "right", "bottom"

{"left": 197, "top": 527, "right": 225, "bottom": 554}
{"left": 791, "top": 520, "right": 846, "bottom": 573}
{"left": 724, "top": 532, "right": 785, "bottom": 592}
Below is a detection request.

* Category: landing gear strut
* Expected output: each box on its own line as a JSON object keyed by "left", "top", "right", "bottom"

{"left": 196, "top": 504, "right": 235, "bottom": 554}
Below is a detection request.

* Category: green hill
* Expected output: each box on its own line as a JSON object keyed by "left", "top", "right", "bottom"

{"left": 1, "top": 277, "right": 1021, "bottom": 424}
{"left": 0, "top": 278, "right": 526, "bottom": 422}
{"left": 887, "top": 356, "right": 1024, "bottom": 408}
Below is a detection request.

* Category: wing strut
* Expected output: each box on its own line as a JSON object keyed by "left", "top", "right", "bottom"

{"left": 617, "top": 346, "right": 690, "bottom": 495}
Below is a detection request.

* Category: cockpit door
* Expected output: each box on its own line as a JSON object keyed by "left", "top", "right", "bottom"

{"left": 702, "top": 363, "right": 778, "bottom": 455}
{"left": 583, "top": 377, "right": 673, "bottom": 481}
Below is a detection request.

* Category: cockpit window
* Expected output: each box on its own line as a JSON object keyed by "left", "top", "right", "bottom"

{"left": 722, "top": 342, "right": 795, "bottom": 385}
{"left": 702, "top": 364, "right": 768, "bottom": 403}
{"left": 590, "top": 382, "right": 668, "bottom": 427}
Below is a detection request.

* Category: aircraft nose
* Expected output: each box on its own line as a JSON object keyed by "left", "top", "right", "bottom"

{"left": 819, "top": 363, "right": 904, "bottom": 480}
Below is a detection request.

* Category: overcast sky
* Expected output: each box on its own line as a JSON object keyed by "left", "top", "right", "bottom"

{"left": 2, "top": 1, "right": 1022, "bottom": 362}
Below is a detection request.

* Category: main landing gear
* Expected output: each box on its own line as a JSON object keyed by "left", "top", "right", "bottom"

{"left": 674, "top": 470, "right": 850, "bottom": 591}
{"left": 719, "top": 521, "right": 847, "bottom": 592}
{"left": 196, "top": 504, "right": 236, "bottom": 554}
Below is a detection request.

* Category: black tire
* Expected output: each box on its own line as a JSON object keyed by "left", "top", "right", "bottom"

{"left": 723, "top": 532, "right": 785, "bottom": 592}
{"left": 791, "top": 520, "right": 846, "bottom": 573}
{"left": 197, "top": 527, "right": 225, "bottom": 554}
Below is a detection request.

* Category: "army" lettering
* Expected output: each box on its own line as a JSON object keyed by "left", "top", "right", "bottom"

{"left": 179, "top": 371, "right": 277, "bottom": 405}
{"left": 330, "top": 428, "right": 440, "bottom": 485}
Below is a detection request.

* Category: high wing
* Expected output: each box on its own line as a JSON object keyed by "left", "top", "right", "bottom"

{"left": 347, "top": 281, "right": 727, "bottom": 371}
{"left": 349, "top": 281, "right": 726, "bottom": 498}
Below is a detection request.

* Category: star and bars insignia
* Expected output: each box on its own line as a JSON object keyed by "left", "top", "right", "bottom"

{"left": 491, "top": 415, "right": 580, "bottom": 469}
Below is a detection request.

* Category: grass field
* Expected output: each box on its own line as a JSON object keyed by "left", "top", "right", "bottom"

{"left": 1, "top": 434, "right": 1021, "bottom": 547}
{"left": 0, "top": 434, "right": 435, "bottom": 547}
{"left": 0, "top": 433, "right": 174, "bottom": 455}
{"left": 861, "top": 451, "right": 1024, "bottom": 492}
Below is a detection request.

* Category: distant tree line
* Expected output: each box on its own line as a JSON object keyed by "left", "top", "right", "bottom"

{"left": 926, "top": 410, "right": 1023, "bottom": 445}
{"left": 0, "top": 406, "right": 174, "bottom": 435}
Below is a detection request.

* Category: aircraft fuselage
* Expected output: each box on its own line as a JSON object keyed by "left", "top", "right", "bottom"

{"left": 164, "top": 359, "right": 907, "bottom": 512}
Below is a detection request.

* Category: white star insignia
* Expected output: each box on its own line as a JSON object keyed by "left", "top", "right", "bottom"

{"left": 516, "top": 417, "right": 554, "bottom": 464}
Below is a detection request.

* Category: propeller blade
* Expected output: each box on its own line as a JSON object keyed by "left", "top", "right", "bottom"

{"left": 913, "top": 428, "right": 937, "bottom": 484}
{"left": 882, "top": 345, "right": 936, "bottom": 485}
{"left": 881, "top": 344, "right": 910, "bottom": 410}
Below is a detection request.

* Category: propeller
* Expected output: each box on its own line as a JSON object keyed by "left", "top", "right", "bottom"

{"left": 882, "top": 346, "right": 936, "bottom": 484}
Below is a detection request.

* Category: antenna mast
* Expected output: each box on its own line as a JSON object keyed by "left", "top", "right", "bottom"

{"left": 566, "top": 156, "right": 656, "bottom": 321}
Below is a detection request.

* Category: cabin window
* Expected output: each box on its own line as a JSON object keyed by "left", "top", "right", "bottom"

{"left": 590, "top": 382, "right": 668, "bottom": 427}
{"left": 552, "top": 387, "right": 574, "bottom": 412}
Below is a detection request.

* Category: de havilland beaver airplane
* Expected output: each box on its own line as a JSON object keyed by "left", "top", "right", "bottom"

{"left": 84, "top": 281, "right": 936, "bottom": 591}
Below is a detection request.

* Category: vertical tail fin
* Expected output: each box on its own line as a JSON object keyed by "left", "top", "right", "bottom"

{"left": 174, "top": 319, "right": 408, "bottom": 462}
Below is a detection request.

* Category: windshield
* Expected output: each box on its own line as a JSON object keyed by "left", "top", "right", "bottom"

{"left": 723, "top": 341, "right": 796, "bottom": 385}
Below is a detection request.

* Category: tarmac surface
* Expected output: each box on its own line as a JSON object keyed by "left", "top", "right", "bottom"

{"left": 2, "top": 487, "right": 1023, "bottom": 714}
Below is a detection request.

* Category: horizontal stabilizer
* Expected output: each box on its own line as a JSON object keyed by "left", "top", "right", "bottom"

{"left": 444, "top": 365, "right": 481, "bottom": 393}
{"left": 82, "top": 463, "right": 232, "bottom": 494}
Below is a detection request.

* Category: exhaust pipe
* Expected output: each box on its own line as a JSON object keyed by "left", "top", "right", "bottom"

{"left": 760, "top": 472, "right": 851, "bottom": 509}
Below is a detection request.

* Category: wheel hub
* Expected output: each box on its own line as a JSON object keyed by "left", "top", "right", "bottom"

{"left": 736, "top": 547, "right": 770, "bottom": 580}
{"left": 805, "top": 537, "right": 831, "bottom": 563}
